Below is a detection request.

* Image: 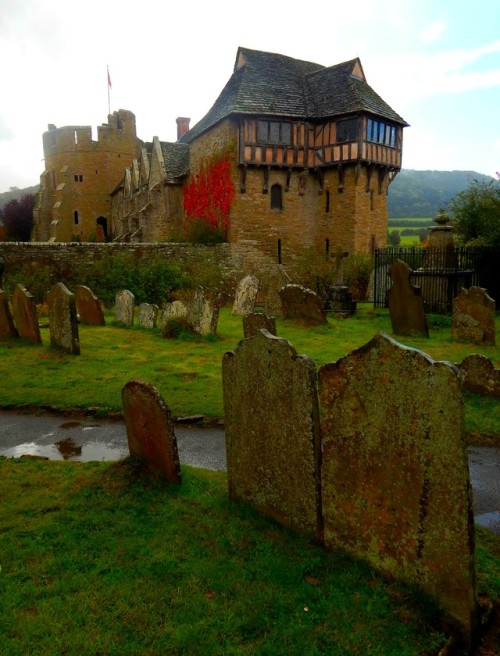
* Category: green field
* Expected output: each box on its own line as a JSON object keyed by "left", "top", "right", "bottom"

{"left": 388, "top": 217, "right": 433, "bottom": 246}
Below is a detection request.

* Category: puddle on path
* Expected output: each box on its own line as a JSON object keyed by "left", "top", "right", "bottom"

{"left": 0, "top": 440, "right": 128, "bottom": 462}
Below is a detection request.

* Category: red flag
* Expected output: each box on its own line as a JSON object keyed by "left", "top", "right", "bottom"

{"left": 107, "top": 67, "right": 112, "bottom": 90}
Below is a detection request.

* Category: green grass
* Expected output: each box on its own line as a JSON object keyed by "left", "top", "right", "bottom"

{"left": 0, "top": 305, "right": 498, "bottom": 438}
{"left": 0, "top": 456, "right": 488, "bottom": 655}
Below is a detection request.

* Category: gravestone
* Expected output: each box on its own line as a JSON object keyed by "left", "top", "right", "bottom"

{"left": 325, "top": 248, "right": 356, "bottom": 318}
{"left": 158, "top": 301, "right": 188, "bottom": 330}
{"left": 457, "top": 354, "right": 500, "bottom": 397}
{"left": 47, "top": 282, "right": 80, "bottom": 354}
{"left": 243, "top": 312, "right": 277, "bottom": 338}
{"left": 139, "top": 303, "right": 159, "bottom": 329}
{"left": 264, "top": 265, "right": 289, "bottom": 317}
{"left": 114, "top": 289, "right": 135, "bottom": 326}
{"left": 279, "top": 284, "right": 327, "bottom": 325}
{"left": 75, "top": 285, "right": 105, "bottom": 326}
{"left": 0, "top": 289, "right": 18, "bottom": 338}
{"left": 232, "top": 275, "right": 259, "bottom": 315}
{"left": 318, "top": 333, "right": 476, "bottom": 644}
{"left": 121, "top": 380, "right": 181, "bottom": 483}
{"left": 222, "top": 329, "right": 321, "bottom": 536}
{"left": 186, "top": 287, "right": 220, "bottom": 336}
{"left": 10, "top": 284, "right": 42, "bottom": 344}
{"left": 452, "top": 287, "right": 496, "bottom": 346}
{"left": 387, "top": 259, "right": 428, "bottom": 337}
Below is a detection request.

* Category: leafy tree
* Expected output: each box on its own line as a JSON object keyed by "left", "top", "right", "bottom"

{"left": 448, "top": 179, "right": 500, "bottom": 246}
{"left": 0, "top": 193, "right": 35, "bottom": 241}
{"left": 388, "top": 229, "right": 401, "bottom": 246}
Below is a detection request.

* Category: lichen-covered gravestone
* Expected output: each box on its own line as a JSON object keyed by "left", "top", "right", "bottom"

{"left": 243, "top": 312, "right": 277, "bottom": 339}
{"left": 318, "top": 333, "right": 477, "bottom": 645}
{"left": 186, "top": 287, "right": 220, "bottom": 336}
{"left": 452, "top": 286, "right": 496, "bottom": 346}
{"left": 47, "top": 282, "right": 80, "bottom": 354}
{"left": 232, "top": 275, "right": 259, "bottom": 315}
{"left": 10, "top": 284, "right": 42, "bottom": 344}
{"left": 0, "top": 289, "right": 18, "bottom": 338}
{"left": 121, "top": 380, "right": 181, "bottom": 483}
{"left": 75, "top": 285, "right": 105, "bottom": 326}
{"left": 138, "top": 303, "right": 159, "bottom": 329}
{"left": 223, "top": 329, "right": 322, "bottom": 536}
{"left": 279, "top": 284, "right": 327, "bottom": 325}
{"left": 457, "top": 353, "right": 500, "bottom": 397}
{"left": 158, "top": 300, "right": 188, "bottom": 333}
{"left": 114, "top": 289, "right": 135, "bottom": 326}
{"left": 387, "top": 259, "right": 428, "bottom": 337}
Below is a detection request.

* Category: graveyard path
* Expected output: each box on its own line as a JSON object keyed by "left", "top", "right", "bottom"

{"left": 0, "top": 409, "right": 498, "bottom": 534}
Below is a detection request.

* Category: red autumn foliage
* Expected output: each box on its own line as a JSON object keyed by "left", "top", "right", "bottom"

{"left": 183, "top": 158, "right": 234, "bottom": 230}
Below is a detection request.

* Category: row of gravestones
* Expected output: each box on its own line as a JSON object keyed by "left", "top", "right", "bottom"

{"left": 114, "top": 287, "right": 220, "bottom": 337}
{"left": 388, "top": 259, "right": 496, "bottom": 345}
{"left": 222, "top": 328, "right": 478, "bottom": 648}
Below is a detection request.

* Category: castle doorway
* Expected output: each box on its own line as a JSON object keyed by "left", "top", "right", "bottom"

{"left": 96, "top": 216, "right": 108, "bottom": 242}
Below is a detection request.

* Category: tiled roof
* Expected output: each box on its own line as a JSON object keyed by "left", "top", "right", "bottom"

{"left": 160, "top": 142, "right": 190, "bottom": 180}
{"left": 181, "top": 47, "right": 407, "bottom": 143}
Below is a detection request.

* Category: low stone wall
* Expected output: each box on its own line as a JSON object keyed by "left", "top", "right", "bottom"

{"left": 0, "top": 241, "right": 232, "bottom": 275}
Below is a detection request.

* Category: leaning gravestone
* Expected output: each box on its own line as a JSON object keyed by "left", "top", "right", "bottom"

{"left": 0, "top": 289, "right": 18, "bottom": 338}
{"left": 75, "top": 285, "right": 105, "bottom": 326}
{"left": 222, "top": 329, "right": 322, "bottom": 536}
{"left": 121, "top": 380, "right": 181, "bottom": 483}
{"left": 114, "top": 289, "right": 135, "bottom": 326}
{"left": 138, "top": 303, "right": 159, "bottom": 329}
{"left": 243, "top": 312, "right": 277, "bottom": 338}
{"left": 10, "top": 284, "right": 42, "bottom": 344}
{"left": 452, "top": 286, "right": 496, "bottom": 346}
{"left": 264, "top": 265, "right": 290, "bottom": 317}
{"left": 232, "top": 275, "right": 259, "bottom": 315}
{"left": 457, "top": 354, "right": 500, "bottom": 397}
{"left": 318, "top": 333, "right": 477, "bottom": 645}
{"left": 387, "top": 259, "right": 428, "bottom": 337}
{"left": 47, "top": 282, "right": 80, "bottom": 354}
{"left": 279, "top": 284, "right": 327, "bottom": 325}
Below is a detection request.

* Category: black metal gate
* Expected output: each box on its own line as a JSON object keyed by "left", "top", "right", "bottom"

{"left": 373, "top": 246, "right": 500, "bottom": 313}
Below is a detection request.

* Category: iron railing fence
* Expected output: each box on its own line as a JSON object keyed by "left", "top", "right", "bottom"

{"left": 373, "top": 246, "right": 500, "bottom": 313}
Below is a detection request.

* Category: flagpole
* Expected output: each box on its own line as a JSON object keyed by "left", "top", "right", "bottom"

{"left": 107, "top": 65, "right": 111, "bottom": 115}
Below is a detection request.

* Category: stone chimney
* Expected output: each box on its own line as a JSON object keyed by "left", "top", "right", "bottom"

{"left": 176, "top": 117, "right": 191, "bottom": 140}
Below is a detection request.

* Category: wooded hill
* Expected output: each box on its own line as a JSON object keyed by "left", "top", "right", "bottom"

{"left": 0, "top": 186, "right": 39, "bottom": 211}
{"left": 387, "top": 169, "right": 495, "bottom": 218}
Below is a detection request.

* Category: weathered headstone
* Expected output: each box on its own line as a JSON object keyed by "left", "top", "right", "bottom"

{"left": 232, "top": 275, "right": 259, "bottom": 315}
{"left": 114, "top": 289, "right": 135, "bottom": 326}
{"left": 0, "top": 289, "right": 18, "bottom": 338}
{"left": 457, "top": 354, "right": 500, "bottom": 397}
{"left": 158, "top": 301, "right": 189, "bottom": 335}
{"left": 263, "top": 265, "right": 289, "bottom": 317}
{"left": 387, "top": 259, "right": 428, "bottom": 337}
{"left": 318, "top": 333, "right": 477, "bottom": 644}
{"left": 452, "top": 287, "right": 496, "bottom": 346}
{"left": 186, "top": 287, "right": 220, "bottom": 336}
{"left": 279, "top": 284, "right": 327, "bottom": 325}
{"left": 139, "top": 303, "right": 159, "bottom": 329}
{"left": 75, "top": 285, "right": 105, "bottom": 326}
{"left": 121, "top": 380, "right": 181, "bottom": 483}
{"left": 223, "top": 329, "right": 321, "bottom": 536}
{"left": 10, "top": 284, "right": 42, "bottom": 344}
{"left": 243, "top": 312, "right": 277, "bottom": 338}
{"left": 47, "top": 282, "right": 80, "bottom": 354}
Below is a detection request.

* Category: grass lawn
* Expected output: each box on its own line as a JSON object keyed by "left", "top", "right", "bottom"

{"left": 1, "top": 305, "right": 499, "bottom": 654}
{"left": 1, "top": 457, "right": 499, "bottom": 656}
{"left": 0, "top": 305, "right": 498, "bottom": 437}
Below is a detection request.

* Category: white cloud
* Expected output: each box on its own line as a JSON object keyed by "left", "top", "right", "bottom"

{"left": 420, "top": 21, "right": 447, "bottom": 44}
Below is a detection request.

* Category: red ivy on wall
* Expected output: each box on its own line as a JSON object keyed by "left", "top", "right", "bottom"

{"left": 183, "top": 158, "right": 235, "bottom": 229}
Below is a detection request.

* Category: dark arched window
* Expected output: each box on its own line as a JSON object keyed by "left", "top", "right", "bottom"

{"left": 271, "top": 184, "right": 283, "bottom": 210}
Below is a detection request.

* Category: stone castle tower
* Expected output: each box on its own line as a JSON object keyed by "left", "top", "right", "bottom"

{"left": 32, "top": 109, "right": 142, "bottom": 242}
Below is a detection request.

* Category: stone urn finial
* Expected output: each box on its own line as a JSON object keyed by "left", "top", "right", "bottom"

{"left": 434, "top": 209, "right": 450, "bottom": 226}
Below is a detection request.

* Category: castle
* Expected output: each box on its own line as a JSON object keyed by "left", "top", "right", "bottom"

{"left": 33, "top": 47, "right": 407, "bottom": 265}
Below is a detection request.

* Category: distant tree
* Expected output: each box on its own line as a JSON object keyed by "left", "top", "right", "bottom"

{"left": 0, "top": 193, "right": 35, "bottom": 241}
{"left": 448, "top": 179, "right": 500, "bottom": 246}
{"left": 388, "top": 229, "right": 401, "bottom": 246}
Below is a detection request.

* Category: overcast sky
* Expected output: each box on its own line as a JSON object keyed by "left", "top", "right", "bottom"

{"left": 1, "top": 0, "right": 499, "bottom": 193}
